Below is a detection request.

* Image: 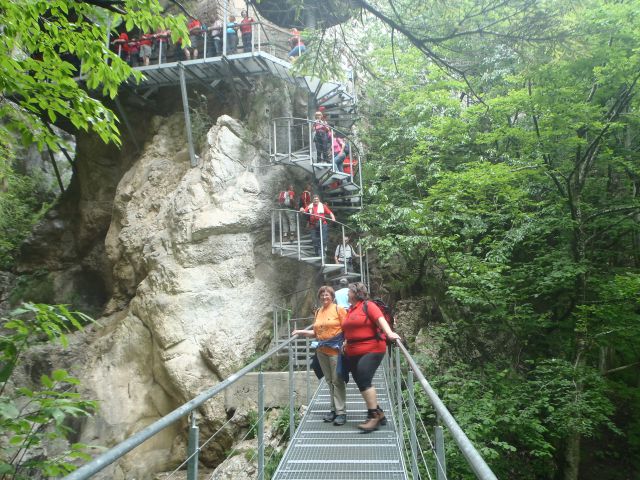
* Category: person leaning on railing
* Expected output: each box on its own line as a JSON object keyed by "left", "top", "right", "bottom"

{"left": 184, "top": 17, "right": 202, "bottom": 60}
{"left": 300, "top": 194, "right": 335, "bottom": 258}
{"left": 292, "top": 286, "right": 348, "bottom": 426}
{"left": 342, "top": 282, "right": 401, "bottom": 432}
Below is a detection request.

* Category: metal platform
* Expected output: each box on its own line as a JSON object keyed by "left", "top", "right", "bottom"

{"left": 131, "top": 51, "right": 296, "bottom": 91}
{"left": 273, "top": 366, "right": 409, "bottom": 480}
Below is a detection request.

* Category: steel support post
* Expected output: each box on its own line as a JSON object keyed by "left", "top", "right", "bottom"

{"left": 271, "top": 210, "right": 276, "bottom": 254}
{"left": 202, "top": 31, "right": 207, "bottom": 59}
{"left": 178, "top": 64, "right": 198, "bottom": 168}
{"left": 158, "top": 41, "right": 163, "bottom": 65}
{"left": 278, "top": 211, "right": 283, "bottom": 254}
{"left": 288, "top": 340, "right": 295, "bottom": 439}
{"left": 257, "top": 22, "right": 261, "bottom": 51}
{"left": 187, "top": 413, "right": 199, "bottom": 480}
{"left": 408, "top": 371, "right": 419, "bottom": 480}
{"left": 273, "top": 121, "right": 277, "bottom": 161}
{"left": 395, "top": 346, "right": 403, "bottom": 435}
{"left": 222, "top": 0, "right": 228, "bottom": 56}
{"left": 296, "top": 213, "right": 301, "bottom": 260}
{"left": 436, "top": 418, "right": 447, "bottom": 480}
{"left": 257, "top": 371, "right": 265, "bottom": 480}
{"left": 341, "top": 225, "right": 347, "bottom": 272}
{"left": 358, "top": 243, "right": 364, "bottom": 283}
{"left": 287, "top": 118, "right": 292, "bottom": 162}
{"left": 306, "top": 338, "right": 310, "bottom": 403}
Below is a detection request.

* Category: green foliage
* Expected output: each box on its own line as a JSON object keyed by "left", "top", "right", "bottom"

{"left": 0, "top": 157, "right": 50, "bottom": 269}
{"left": 0, "top": 303, "right": 97, "bottom": 479}
{"left": 0, "top": 0, "right": 188, "bottom": 153}
{"left": 263, "top": 445, "right": 283, "bottom": 480}
{"left": 272, "top": 406, "right": 299, "bottom": 442}
{"left": 246, "top": 409, "right": 258, "bottom": 440}
{"left": 356, "top": 0, "right": 640, "bottom": 477}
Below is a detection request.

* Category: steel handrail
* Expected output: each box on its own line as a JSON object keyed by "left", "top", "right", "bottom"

{"left": 270, "top": 116, "right": 361, "bottom": 155}
{"left": 394, "top": 341, "right": 498, "bottom": 480}
{"left": 64, "top": 334, "right": 301, "bottom": 480}
{"left": 272, "top": 207, "right": 357, "bottom": 233}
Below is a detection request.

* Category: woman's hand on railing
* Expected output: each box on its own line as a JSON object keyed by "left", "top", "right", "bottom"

{"left": 386, "top": 331, "right": 401, "bottom": 343}
{"left": 292, "top": 329, "right": 314, "bottom": 337}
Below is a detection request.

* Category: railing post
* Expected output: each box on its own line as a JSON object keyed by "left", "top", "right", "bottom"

{"left": 287, "top": 118, "right": 292, "bottom": 162}
{"left": 257, "top": 21, "right": 261, "bottom": 52}
{"left": 278, "top": 210, "right": 283, "bottom": 254}
{"left": 296, "top": 213, "right": 301, "bottom": 260}
{"left": 341, "top": 225, "right": 347, "bottom": 272}
{"left": 306, "top": 337, "right": 310, "bottom": 403}
{"left": 408, "top": 371, "right": 419, "bottom": 480}
{"left": 308, "top": 120, "right": 314, "bottom": 166}
{"left": 273, "top": 120, "right": 277, "bottom": 161}
{"left": 257, "top": 371, "right": 265, "bottom": 480}
{"left": 158, "top": 40, "right": 163, "bottom": 65}
{"left": 222, "top": 0, "right": 228, "bottom": 56}
{"left": 358, "top": 243, "right": 364, "bottom": 282}
{"left": 271, "top": 210, "right": 276, "bottom": 254}
{"left": 202, "top": 31, "right": 207, "bottom": 59}
{"left": 187, "top": 413, "right": 199, "bottom": 480}
{"left": 319, "top": 221, "right": 325, "bottom": 266}
{"left": 436, "top": 415, "right": 447, "bottom": 480}
{"left": 395, "top": 346, "right": 403, "bottom": 435}
{"left": 288, "top": 336, "right": 296, "bottom": 440}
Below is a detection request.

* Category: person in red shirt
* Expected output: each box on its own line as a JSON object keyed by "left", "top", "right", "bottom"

{"left": 184, "top": 17, "right": 202, "bottom": 60}
{"left": 239, "top": 10, "right": 255, "bottom": 53}
{"left": 139, "top": 32, "right": 153, "bottom": 66}
{"left": 300, "top": 194, "right": 335, "bottom": 257}
{"left": 342, "top": 282, "right": 400, "bottom": 432}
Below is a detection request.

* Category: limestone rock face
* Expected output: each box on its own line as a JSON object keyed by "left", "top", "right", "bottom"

{"left": 75, "top": 84, "right": 316, "bottom": 478}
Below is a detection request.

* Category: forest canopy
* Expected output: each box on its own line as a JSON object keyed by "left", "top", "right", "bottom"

{"left": 331, "top": 0, "right": 640, "bottom": 478}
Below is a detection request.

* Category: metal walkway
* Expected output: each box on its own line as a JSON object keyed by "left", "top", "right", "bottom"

{"left": 273, "top": 366, "right": 408, "bottom": 480}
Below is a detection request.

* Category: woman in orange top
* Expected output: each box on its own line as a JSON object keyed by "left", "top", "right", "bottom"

{"left": 292, "top": 286, "right": 348, "bottom": 425}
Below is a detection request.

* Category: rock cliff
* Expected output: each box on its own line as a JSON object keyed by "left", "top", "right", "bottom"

{"left": 9, "top": 78, "right": 316, "bottom": 478}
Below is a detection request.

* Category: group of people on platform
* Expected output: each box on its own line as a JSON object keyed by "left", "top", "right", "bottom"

{"left": 293, "top": 281, "right": 400, "bottom": 431}
{"left": 111, "top": 12, "right": 305, "bottom": 66}
{"left": 313, "top": 109, "right": 351, "bottom": 173}
{"left": 277, "top": 184, "right": 361, "bottom": 271}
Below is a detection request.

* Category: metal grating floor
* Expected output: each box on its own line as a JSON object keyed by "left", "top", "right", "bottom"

{"left": 273, "top": 365, "right": 408, "bottom": 480}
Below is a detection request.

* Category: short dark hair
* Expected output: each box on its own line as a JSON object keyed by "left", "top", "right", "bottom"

{"left": 318, "top": 285, "right": 335, "bottom": 300}
{"left": 348, "top": 282, "right": 369, "bottom": 302}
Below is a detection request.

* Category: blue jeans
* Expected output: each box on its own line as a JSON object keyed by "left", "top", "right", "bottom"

{"left": 334, "top": 152, "right": 346, "bottom": 172}
{"left": 311, "top": 222, "right": 329, "bottom": 256}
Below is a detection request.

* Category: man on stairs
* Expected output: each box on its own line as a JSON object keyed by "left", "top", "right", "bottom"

{"left": 277, "top": 184, "right": 297, "bottom": 241}
{"left": 300, "top": 194, "right": 335, "bottom": 257}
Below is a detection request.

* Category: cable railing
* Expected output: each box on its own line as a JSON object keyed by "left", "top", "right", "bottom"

{"left": 385, "top": 342, "right": 499, "bottom": 480}
{"left": 63, "top": 331, "right": 316, "bottom": 480}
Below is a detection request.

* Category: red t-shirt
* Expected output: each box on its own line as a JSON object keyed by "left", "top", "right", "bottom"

{"left": 239, "top": 17, "right": 254, "bottom": 34}
{"left": 343, "top": 301, "right": 386, "bottom": 356}
{"left": 305, "top": 203, "right": 333, "bottom": 226}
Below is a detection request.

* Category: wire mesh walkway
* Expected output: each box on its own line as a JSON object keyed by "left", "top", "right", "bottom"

{"left": 273, "top": 365, "right": 409, "bottom": 480}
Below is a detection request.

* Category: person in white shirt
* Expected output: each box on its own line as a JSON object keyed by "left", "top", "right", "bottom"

{"left": 334, "top": 235, "right": 360, "bottom": 272}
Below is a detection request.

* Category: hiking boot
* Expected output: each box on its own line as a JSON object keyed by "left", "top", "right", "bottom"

{"left": 358, "top": 409, "right": 382, "bottom": 432}
{"left": 333, "top": 414, "right": 346, "bottom": 426}
{"left": 323, "top": 411, "right": 336, "bottom": 422}
{"left": 376, "top": 408, "right": 387, "bottom": 426}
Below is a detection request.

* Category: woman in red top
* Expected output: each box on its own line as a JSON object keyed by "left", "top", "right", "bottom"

{"left": 239, "top": 10, "right": 254, "bottom": 52}
{"left": 342, "top": 282, "right": 400, "bottom": 432}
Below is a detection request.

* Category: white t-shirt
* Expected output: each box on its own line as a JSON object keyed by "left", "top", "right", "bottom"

{"left": 335, "top": 243, "right": 354, "bottom": 261}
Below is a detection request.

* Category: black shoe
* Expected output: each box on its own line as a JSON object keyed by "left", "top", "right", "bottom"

{"left": 333, "top": 414, "right": 346, "bottom": 426}
{"left": 323, "top": 411, "right": 336, "bottom": 422}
